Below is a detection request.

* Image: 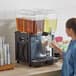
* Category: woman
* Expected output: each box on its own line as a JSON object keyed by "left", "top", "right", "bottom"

{"left": 50, "top": 18, "right": 76, "bottom": 76}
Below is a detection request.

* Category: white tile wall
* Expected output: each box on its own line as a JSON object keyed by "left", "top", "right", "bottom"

{"left": 0, "top": 19, "right": 16, "bottom": 63}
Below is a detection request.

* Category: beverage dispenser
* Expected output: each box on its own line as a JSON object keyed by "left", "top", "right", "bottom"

{"left": 23, "top": 11, "right": 44, "bottom": 34}
{"left": 15, "top": 9, "right": 57, "bottom": 67}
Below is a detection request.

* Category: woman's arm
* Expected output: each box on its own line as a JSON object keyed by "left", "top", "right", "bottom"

{"left": 49, "top": 42, "right": 63, "bottom": 56}
{"left": 42, "top": 41, "right": 63, "bottom": 56}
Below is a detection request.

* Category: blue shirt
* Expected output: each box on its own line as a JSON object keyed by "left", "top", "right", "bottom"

{"left": 62, "top": 40, "right": 76, "bottom": 76}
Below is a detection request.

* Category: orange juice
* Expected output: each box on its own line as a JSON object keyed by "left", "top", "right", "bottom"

{"left": 16, "top": 18, "right": 24, "bottom": 32}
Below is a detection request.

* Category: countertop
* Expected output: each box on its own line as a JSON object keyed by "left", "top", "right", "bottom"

{"left": 0, "top": 60, "right": 62, "bottom": 76}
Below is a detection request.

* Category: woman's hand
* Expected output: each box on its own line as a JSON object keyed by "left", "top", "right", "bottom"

{"left": 49, "top": 42, "right": 58, "bottom": 50}
{"left": 49, "top": 42, "right": 62, "bottom": 55}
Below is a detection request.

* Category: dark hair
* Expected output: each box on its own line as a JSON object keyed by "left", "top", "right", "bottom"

{"left": 66, "top": 18, "right": 76, "bottom": 34}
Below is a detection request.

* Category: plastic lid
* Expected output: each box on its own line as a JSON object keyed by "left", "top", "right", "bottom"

{"left": 36, "top": 9, "right": 57, "bottom": 19}
{"left": 16, "top": 9, "right": 57, "bottom": 20}
{"left": 23, "top": 10, "right": 45, "bottom": 20}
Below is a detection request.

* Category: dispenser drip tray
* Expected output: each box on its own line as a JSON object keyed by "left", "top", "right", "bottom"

{"left": 31, "top": 57, "right": 53, "bottom": 67}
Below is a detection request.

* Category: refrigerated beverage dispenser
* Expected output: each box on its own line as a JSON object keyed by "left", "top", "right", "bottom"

{"left": 15, "top": 10, "right": 57, "bottom": 67}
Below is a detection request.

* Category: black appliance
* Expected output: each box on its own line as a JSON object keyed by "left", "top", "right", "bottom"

{"left": 15, "top": 31, "right": 53, "bottom": 67}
